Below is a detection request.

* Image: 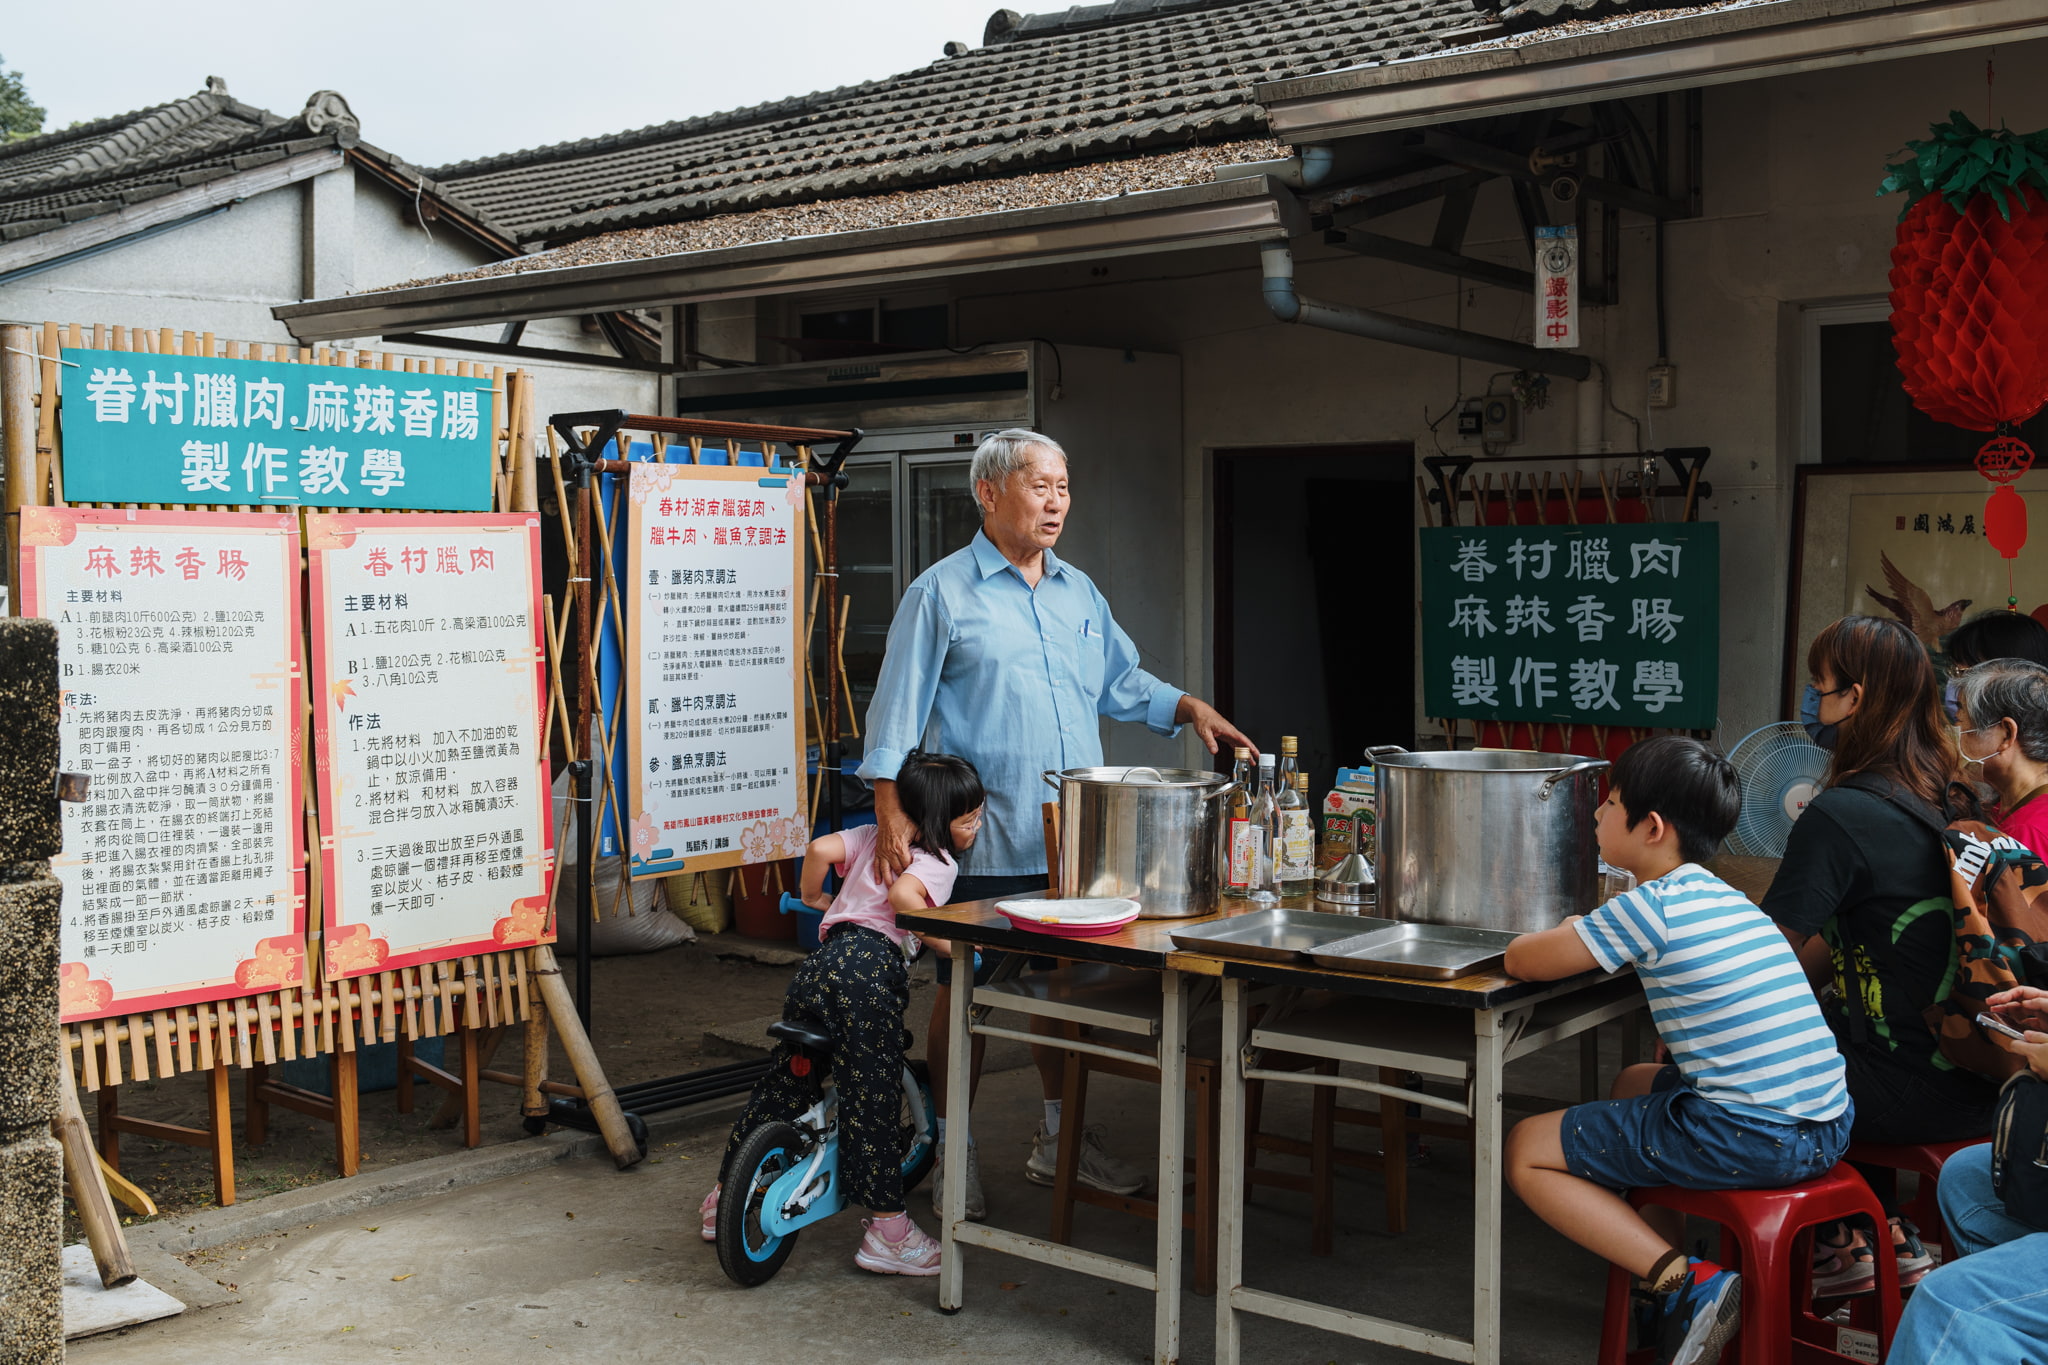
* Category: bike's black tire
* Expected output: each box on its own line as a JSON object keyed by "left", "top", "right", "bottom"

{"left": 899, "top": 1060, "right": 938, "bottom": 1195}
{"left": 716, "top": 1121, "right": 806, "bottom": 1287}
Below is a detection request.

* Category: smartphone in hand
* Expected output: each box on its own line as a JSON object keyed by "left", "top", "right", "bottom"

{"left": 1977, "top": 1011, "right": 2029, "bottom": 1041}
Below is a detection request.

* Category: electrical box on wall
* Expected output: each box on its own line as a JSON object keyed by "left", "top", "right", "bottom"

{"left": 1481, "top": 395, "right": 1519, "bottom": 444}
{"left": 1647, "top": 363, "right": 1677, "bottom": 409}
{"left": 1457, "top": 400, "right": 1485, "bottom": 438}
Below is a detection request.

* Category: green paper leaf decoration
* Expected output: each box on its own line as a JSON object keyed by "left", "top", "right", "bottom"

{"left": 1879, "top": 112, "right": 2048, "bottom": 219}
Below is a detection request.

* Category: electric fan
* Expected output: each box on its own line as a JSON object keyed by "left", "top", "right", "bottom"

{"left": 1722, "top": 722, "right": 1830, "bottom": 857}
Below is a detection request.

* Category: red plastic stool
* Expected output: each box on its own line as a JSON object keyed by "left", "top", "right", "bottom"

{"left": 1595, "top": 1164, "right": 1902, "bottom": 1365}
{"left": 1844, "top": 1137, "right": 1984, "bottom": 1264}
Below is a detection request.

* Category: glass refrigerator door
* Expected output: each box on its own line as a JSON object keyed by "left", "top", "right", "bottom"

{"left": 907, "top": 457, "right": 978, "bottom": 579}
{"left": 827, "top": 456, "right": 898, "bottom": 734}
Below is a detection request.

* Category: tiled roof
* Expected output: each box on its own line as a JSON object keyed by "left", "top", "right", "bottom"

{"left": 0, "top": 83, "right": 482, "bottom": 246}
{"left": 1490, "top": 0, "right": 1745, "bottom": 34}
{"left": 429, "top": 0, "right": 1497, "bottom": 247}
{"left": 0, "top": 82, "right": 361, "bottom": 240}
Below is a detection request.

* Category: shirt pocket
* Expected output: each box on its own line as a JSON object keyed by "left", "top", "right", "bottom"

{"left": 1077, "top": 622, "right": 1107, "bottom": 699}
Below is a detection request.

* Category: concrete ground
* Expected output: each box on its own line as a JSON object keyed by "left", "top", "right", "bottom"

{"left": 70, "top": 1026, "right": 1626, "bottom": 1364}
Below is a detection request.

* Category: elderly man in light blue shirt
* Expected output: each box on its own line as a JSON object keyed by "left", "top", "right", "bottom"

{"left": 858, "top": 428, "right": 1250, "bottom": 1219}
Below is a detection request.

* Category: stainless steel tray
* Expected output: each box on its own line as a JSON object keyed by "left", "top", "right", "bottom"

{"left": 1305, "top": 923, "right": 1520, "bottom": 981}
{"left": 1168, "top": 908, "right": 1383, "bottom": 963}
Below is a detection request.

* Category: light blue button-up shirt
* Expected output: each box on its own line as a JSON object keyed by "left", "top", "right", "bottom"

{"left": 856, "top": 530, "right": 1184, "bottom": 876}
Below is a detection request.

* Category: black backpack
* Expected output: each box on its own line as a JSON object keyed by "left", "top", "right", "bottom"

{"left": 1993, "top": 1069, "right": 2048, "bottom": 1231}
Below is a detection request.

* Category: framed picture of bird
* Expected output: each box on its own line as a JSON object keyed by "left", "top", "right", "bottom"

{"left": 1784, "top": 462, "right": 2048, "bottom": 717}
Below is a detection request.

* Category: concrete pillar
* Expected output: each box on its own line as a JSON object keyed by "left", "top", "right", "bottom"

{"left": 301, "top": 167, "right": 356, "bottom": 304}
{"left": 697, "top": 297, "right": 756, "bottom": 366}
{"left": 0, "top": 617, "right": 63, "bottom": 1362}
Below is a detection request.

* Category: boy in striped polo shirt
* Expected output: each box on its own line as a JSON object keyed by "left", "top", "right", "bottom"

{"left": 1504, "top": 737, "right": 1852, "bottom": 1365}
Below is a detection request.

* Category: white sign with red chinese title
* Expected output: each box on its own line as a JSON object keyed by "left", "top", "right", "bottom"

{"left": 624, "top": 462, "right": 807, "bottom": 877}
{"left": 307, "top": 513, "right": 552, "bottom": 979}
{"left": 17, "top": 507, "right": 305, "bottom": 1024}
{"left": 1535, "top": 223, "right": 1580, "bottom": 350}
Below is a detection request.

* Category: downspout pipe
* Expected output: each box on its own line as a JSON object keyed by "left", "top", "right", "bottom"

{"left": 1260, "top": 242, "right": 1592, "bottom": 382}
{"left": 1215, "top": 142, "right": 1337, "bottom": 190}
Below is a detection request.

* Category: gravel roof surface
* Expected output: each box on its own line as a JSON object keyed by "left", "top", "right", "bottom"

{"left": 389, "top": 139, "right": 1287, "bottom": 289}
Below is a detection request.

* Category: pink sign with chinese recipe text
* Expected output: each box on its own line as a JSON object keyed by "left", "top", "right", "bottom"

{"left": 306, "top": 513, "right": 552, "bottom": 978}
{"left": 17, "top": 507, "right": 305, "bottom": 1023}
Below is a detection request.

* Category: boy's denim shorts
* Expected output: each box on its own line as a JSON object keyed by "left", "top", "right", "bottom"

{"left": 1559, "top": 1065, "right": 1853, "bottom": 1193}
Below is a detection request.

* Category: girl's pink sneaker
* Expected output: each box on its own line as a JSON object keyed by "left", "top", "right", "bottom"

{"left": 700, "top": 1186, "right": 719, "bottom": 1242}
{"left": 854, "top": 1214, "right": 942, "bottom": 1276}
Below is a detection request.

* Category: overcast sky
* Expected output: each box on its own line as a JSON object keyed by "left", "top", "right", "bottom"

{"left": 6, "top": 0, "right": 1001, "bottom": 168}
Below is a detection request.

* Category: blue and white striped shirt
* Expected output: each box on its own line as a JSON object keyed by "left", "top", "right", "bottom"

{"left": 1575, "top": 864, "right": 1848, "bottom": 1125}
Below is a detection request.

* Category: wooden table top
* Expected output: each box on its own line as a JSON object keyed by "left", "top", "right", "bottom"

{"left": 896, "top": 894, "right": 1605, "bottom": 1011}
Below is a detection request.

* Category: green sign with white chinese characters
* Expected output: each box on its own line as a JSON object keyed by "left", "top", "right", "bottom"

{"left": 58, "top": 348, "right": 493, "bottom": 511}
{"left": 1421, "top": 521, "right": 1719, "bottom": 730}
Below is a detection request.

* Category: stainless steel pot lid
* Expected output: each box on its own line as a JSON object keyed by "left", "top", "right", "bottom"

{"left": 1045, "top": 765, "right": 1231, "bottom": 788}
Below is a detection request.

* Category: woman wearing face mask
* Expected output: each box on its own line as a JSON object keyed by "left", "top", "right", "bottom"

{"left": 1941, "top": 610, "right": 2048, "bottom": 721}
{"left": 1953, "top": 658, "right": 2048, "bottom": 859}
{"left": 1763, "top": 615, "right": 1994, "bottom": 1296}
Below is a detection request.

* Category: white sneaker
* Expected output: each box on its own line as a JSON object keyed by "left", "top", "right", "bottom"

{"left": 854, "top": 1215, "right": 942, "bottom": 1276}
{"left": 1024, "top": 1123, "right": 1147, "bottom": 1195}
{"left": 931, "top": 1139, "right": 986, "bottom": 1221}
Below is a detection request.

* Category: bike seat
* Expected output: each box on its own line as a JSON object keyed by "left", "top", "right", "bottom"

{"left": 766, "top": 1019, "right": 834, "bottom": 1056}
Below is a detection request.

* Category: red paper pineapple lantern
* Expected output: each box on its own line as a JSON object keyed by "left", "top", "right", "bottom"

{"left": 1885, "top": 112, "right": 2048, "bottom": 568}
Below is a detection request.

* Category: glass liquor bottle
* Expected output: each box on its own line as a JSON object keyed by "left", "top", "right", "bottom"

{"left": 1224, "top": 746, "right": 1254, "bottom": 898}
{"left": 1279, "top": 771, "right": 1315, "bottom": 896}
{"left": 1250, "top": 753, "right": 1281, "bottom": 904}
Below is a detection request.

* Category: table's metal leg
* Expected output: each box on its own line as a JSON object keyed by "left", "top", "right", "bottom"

{"left": 939, "top": 963, "right": 973, "bottom": 1313}
{"left": 1152, "top": 967, "right": 1188, "bottom": 1365}
{"left": 1213, "top": 976, "right": 1247, "bottom": 1365}
{"left": 1472, "top": 1008, "right": 1506, "bottom": 1365}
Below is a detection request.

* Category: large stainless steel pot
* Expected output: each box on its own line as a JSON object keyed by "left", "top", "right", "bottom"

{"left": 1370, "top": 746, "right": 1609, "bottom": 934}
{"left": 1041, "top": 766, "right": 1235, "bottom": 919}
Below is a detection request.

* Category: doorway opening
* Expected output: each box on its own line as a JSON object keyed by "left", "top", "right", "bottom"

{"left": 1213, "top": 444, "right": 1416, "bottom": 793}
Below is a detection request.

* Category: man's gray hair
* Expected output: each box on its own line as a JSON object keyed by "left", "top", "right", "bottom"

{"left": 1958, "top": 657, "right": 2048, "bottom": 762}
{"left": 970, "top": 429, "right": 1066, "bottom": 495}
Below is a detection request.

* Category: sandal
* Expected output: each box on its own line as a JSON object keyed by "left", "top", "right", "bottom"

{"left": 1812, "top": 1220, "right": 1876, "bottom": 1297}
{"left": 1891, "top": 1216, "right": 1934, "bottom": 1290}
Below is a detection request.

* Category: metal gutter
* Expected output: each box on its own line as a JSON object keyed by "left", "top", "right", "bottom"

{"left": 1257, "top": 0, "right": 2048, "bottom": 141}
{"left": 0, "top": 149, "right": 344, "bottom": 277}
{"left": 274, "top": 176, "right": 1303, "bottom": 343}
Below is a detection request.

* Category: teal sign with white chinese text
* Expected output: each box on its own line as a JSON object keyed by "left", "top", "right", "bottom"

{"left": 1421, "top": 522, "right": 1719, "bottom": 730}
{"left": 58, "top": 349, "right": 493, "bottom": 511}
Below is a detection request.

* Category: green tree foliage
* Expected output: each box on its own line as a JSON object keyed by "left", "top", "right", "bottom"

{"left": 0, "top": 55, "right": 45, "bottom": 142}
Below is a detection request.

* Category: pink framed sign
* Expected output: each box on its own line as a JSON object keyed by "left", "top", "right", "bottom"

{"left": 306, "top": 512, "right": 553, "bottom": 979}
{"left": 17, "top": 506, "right": 306, "bottom": 1023}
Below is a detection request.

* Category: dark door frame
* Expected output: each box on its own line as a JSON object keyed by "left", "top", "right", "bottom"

{"left": 1210, "top": 442, "right": 1415, "bottom": 728}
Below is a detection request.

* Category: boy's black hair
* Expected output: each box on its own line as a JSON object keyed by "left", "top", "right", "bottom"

{"left": 1609, "top": 735, "right": 1741, "bottom": 863}
{"left": 1945, "top": 609, "right": 2048, "bottom": 669}
{"left": 895, "top": 750, "right": 985, "bottom": 858}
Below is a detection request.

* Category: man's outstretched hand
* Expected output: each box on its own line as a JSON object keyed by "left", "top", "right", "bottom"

{"left": 1176, "top": 695, "right": 1256, "bottom": 757}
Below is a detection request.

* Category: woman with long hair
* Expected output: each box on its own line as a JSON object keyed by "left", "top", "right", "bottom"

{"left": 1763, "top": 615, "right": 1995, "bottom": 1294}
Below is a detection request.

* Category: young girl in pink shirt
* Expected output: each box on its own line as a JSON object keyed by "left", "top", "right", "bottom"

{"left": 699, "top": 751, "right": 983, "bottom": 1276}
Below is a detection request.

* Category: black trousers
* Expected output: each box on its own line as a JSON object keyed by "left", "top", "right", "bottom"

{"left": 722, "top": 924, "right": 910, "bottom": 1211}
{"left": 1839, "top": 1028, "right": 1998, "bottom": 1215}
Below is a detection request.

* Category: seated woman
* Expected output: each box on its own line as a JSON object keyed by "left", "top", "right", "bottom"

{"left": 1890, "top": 983, "right": 2048, "bottom": 1362}
{"left": 1943, "top": 609, "right": 2048, "bottom": 719}
{"left": 1762, "top": 615, "right": 1996, "bottom": 1294}
{"left": 1952, "top": 658, "right": 2048, "bottom": 858}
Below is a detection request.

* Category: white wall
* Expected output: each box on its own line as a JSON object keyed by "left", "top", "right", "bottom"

{"left": 937, "top": 38, "right": 2048, "bottom": 751}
